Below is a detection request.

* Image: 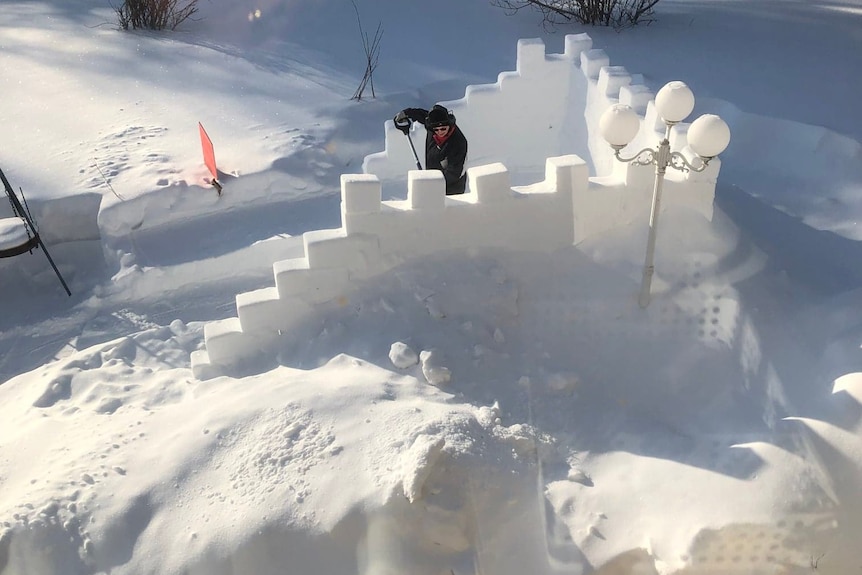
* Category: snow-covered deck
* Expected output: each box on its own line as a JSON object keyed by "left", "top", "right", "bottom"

{"left": 0, "top": 217, "right": 31, "bottom": 252}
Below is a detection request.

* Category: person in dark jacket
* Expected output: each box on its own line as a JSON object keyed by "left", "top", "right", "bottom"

{"left": 393, "top": 104, "right": 468, "bottom": 195}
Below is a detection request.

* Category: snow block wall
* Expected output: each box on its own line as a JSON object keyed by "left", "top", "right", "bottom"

{"left": 191, "top": 156, "right": 588, "bottom": 377}
{"left": 364, "top": 36, "right": 593, "bottom": 179}
{"left": 365, "top": 34, "right": 721, "bottom": 237}
{"left": 191, "top": 33, "right": 726, "bottom": 377}
{"left": 363, "top": 33, "right": 721, "bottom": 203}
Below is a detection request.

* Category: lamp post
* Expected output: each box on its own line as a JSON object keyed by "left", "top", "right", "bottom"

{"left": 598, "top": 81, "right": 731, "bottom": 308}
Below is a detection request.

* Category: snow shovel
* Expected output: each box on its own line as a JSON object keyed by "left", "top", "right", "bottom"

{"left": 395, "top": 117, "right": 422, "bottom": 170}
{"left": 405, "top": 131, "right": 422, "bottom": 170}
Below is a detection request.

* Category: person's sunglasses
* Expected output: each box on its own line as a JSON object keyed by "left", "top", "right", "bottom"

{"left": 432, "top": 126, "right": 449, "bottom": 133}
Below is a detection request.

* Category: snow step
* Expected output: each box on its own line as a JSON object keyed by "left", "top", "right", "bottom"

{"left": 203, "top": 317, "right": 272, "bottom": 368}
{"left": 236, "top": 287, "right": 315, "bottom": 332}
{"left": 190, "top": 349, "right": 219, "bottom": 381}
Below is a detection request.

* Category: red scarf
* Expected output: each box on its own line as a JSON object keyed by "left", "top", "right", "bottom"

{"left": 432, "top": 125, "right": 454, "bottom": 146}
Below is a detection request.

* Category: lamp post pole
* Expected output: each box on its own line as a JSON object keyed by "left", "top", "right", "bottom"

{"left": 640, "top": 122, "right": 673, "bottom": 308}
{"left": 599, "top": 81, "right": 731, "bottom": 308}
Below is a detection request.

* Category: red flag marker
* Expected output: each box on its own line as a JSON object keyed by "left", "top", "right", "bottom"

{"left": 198, "top": 122, "right": 222, "bottom": 194}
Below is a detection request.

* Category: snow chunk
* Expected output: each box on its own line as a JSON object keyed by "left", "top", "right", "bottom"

{"left": 401, "top": 435, "right": 446, "bottom": 502}
{"left": 546, "top": 371, "right": 580, "bottom": 393}
{"left": 424, "top": 297, "right": 445, "bottom": 319}
{"left": 0, "top": 218, "right": 30, "bottom": 250}
{"left": 476, "top": 401, "right": 502, "bottom": 427}
{"left": 567, "top": 468, "right": 594, "bottom": 486}
{"left": 493, "top": 327, "right": 506, "bottom": 343}
{"left": 419, "top": 350, "right": 451, "bottom": 386}
{"left": 388, "top": 342, "right": 418, "bottom": 369}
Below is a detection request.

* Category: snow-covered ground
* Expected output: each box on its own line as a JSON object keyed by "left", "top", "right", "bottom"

{"left": 1, "top": 1, "right": 861, "bottom": 574}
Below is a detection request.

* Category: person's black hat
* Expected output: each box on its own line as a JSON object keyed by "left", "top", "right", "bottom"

{"left": 426, "top": 105, "right": 453, "bottom": 129}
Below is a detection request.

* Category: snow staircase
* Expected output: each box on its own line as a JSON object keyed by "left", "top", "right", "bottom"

{"left": 191, "top": 157, "right": 587, "bottom": 378}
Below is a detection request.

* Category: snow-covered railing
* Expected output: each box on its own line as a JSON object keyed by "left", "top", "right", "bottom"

{"left": 191, "top": 34, "right": 726, "bottom": 378}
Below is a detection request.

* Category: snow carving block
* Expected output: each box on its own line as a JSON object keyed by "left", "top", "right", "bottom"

{"left": 274, "top": 257, "right": 350, "bottom": 303}
{"left": 598, "top": 66, "right": 632, "bottom": 98}
{"left": 465, "top": 80, "right": 501, "bottom": 103}
{"left": 341, "top": 174, "right": 385, "bottom": 236}
{"left": 408, "top": 170, "right": 445, "bottom": 210}
{"left": 620, "top": 84, "right": 654, "bottom": 114}
{"left": 236, "top": 287, "right": 314, "bottom": 333}
{"left": 516, "top": 38, "right": 546, "bottom": 76}
{"left": 303, "top": 228, "right": 381, "bottom": 271}
{"left": 340, "top": 173, "right": 381, "bottom": 214}
{"left": 204, "top": 318, "right": 268, "bottom": 367}
{"left": 644, "top": 100, "right": 667, "bottom": 134}
{"left": 546, "top": 154, "right": 588, "bottom": 195}
{"left": 468, "top": 163, "right": 512, "bottom": 204}
{"left": 564, "top": 33, "right": 592, "bottom": 60}
{"left": 190, "top": 350, "right": 216, "bottom": 380}
{"left": 581, "top": 48, "right": 610, "bottom": 79}
{"left": 236, "top": 287, "right": 283, "bottom": 332}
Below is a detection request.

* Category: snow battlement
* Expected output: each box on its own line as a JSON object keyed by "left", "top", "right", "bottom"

{"left": 363, "top": 33, "right": 722, "bottom": 197}
{"left": 192, "top": 155, "right": 587, "bottom": 377}
{"left": 191, "top": 33, "right": 727, "bottom": 378}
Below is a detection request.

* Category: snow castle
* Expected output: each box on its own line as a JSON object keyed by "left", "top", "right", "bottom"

{"left": 191, "top": 33, "right": 725, "bottom": 378}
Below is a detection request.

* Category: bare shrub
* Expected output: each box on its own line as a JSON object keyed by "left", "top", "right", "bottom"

{"left": 491, "top": 0, "right": 660, "bottom": 28}
{"left": 350, "top": 0, "right": 382, "bottom": 101}
{"left": 114, "top": 0, "right": 199, "bottom": 31}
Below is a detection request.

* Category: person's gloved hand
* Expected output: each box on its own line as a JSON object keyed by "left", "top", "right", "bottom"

{"left": 393, "top": 110, "right": 411, "bottom": 134}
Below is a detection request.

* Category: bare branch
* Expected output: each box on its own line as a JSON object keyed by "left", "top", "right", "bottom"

{"left": 114, "top": 0, "right": 198, "bottom": 31}
{"left": 490, "top": 0, "right": 659, "bottom": 27}
{"left": 351, "top": 0, "right": 383, "bottom": 101}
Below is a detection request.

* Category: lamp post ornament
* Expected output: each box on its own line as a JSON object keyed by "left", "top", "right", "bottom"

{"left": 599, "top": 81, "right": 731, "bottom": 308}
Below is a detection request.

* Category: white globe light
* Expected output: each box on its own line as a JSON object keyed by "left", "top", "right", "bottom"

{"left": 655, "top": 81, "right": 695, "bottom": 123}
{"left": 598, "top": 104, "right": 640, "bottom": 147}
{"left": 688, "top": 114, "right": 731, "bottom": 158}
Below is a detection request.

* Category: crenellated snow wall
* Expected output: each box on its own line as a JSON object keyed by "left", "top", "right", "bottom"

{"left": 191, "top": 33, "right": 726, "bottom": 377}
